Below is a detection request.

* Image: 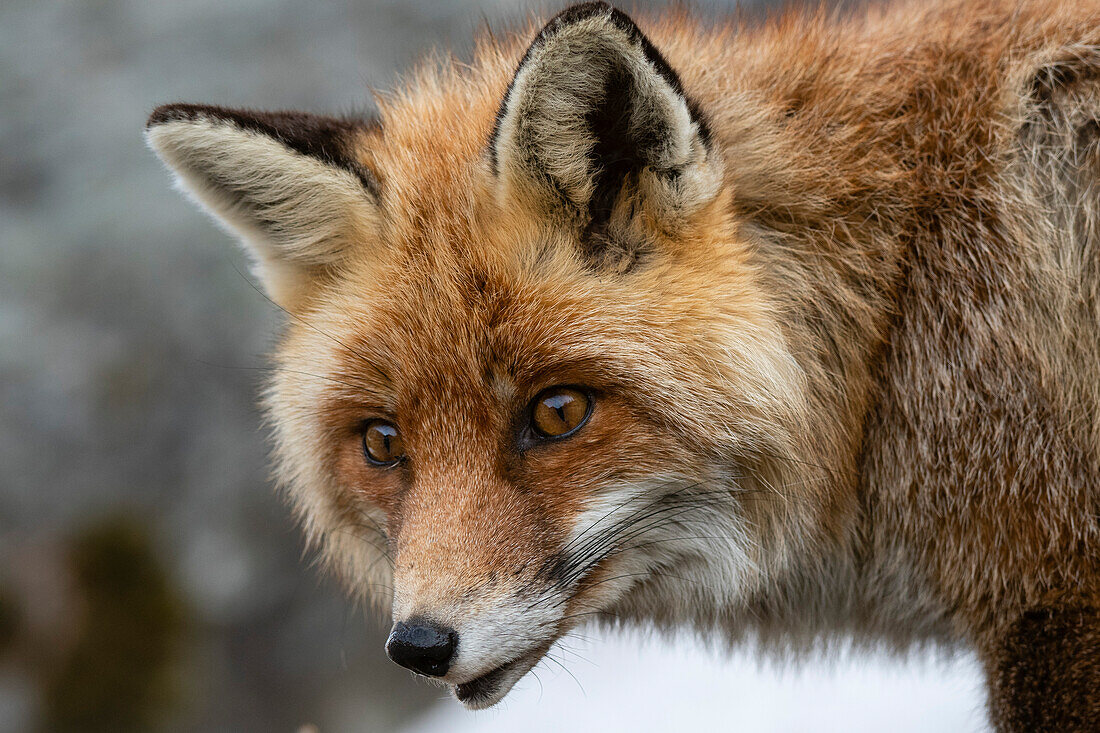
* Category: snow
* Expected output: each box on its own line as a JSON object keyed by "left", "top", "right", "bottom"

{"left": 402, "top": 629, "right": 990, "bottom": 733}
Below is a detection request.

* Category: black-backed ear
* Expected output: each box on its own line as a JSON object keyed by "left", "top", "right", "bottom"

{"left": 490, "top": 1, "right": 721, "bottom": 268}
{"left": 145, "top": 104, "right": 380, "bottom": 308}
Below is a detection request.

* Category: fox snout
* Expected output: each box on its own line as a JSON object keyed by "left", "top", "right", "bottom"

{"left": 381, "top": 463, "right": 576, "bottom": 706}
{"left": 393, "top": 565, "right": 569, "bottom": 704}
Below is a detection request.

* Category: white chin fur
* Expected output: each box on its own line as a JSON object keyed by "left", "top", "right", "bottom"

{"left": 452, "top": 651, "right": 543, "bottom": 710}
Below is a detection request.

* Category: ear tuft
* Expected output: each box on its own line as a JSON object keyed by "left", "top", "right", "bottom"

{"left": 146, "top": 104, "right": 381, "bottom": 308}
{"left": 490, "top": 1, "right": 720, "bottom": 263}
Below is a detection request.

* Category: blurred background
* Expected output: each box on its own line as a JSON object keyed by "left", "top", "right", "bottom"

{"left": 0, "top": 0, "right": 989, "bottom": 730}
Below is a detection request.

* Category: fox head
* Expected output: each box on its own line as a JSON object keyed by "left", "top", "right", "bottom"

{"left": 148, "top": 2, "right": 821, "bottom": 708}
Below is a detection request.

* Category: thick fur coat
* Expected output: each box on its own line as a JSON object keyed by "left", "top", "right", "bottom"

{"left": 147, "top": 1, "right": 1100, "bottom": 729}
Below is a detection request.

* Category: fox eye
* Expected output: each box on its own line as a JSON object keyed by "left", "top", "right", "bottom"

{"left": 363, "top": 420, "right": 405, "bottom": 466}
{"left": 531, "top": 387, "right": 592, "bottom": 439}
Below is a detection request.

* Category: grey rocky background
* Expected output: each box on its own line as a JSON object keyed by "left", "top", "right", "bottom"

{"left": 0, "top": 1, "right": 767, "bottom": 731}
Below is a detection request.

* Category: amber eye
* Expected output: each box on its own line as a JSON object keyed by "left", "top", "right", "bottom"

{"left": 362, "top": 420, "right": 405, "bottom": 466}
{"left": 531, "top": 387, "right": 592, "bottom": 439}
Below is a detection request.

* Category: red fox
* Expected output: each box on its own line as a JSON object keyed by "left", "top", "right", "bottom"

{"left": 146, "top": 0, "right": 1100, "bottom": 728}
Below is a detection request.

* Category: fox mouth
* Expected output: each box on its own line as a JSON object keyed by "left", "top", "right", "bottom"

{"left": 452, "top": 647, "right": 548, "bottom": 709}
{"left": 454, "top": 663, "right": 511, "bottom": 706}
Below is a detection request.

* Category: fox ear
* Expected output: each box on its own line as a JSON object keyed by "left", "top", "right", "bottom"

{"left": 490, "top": 2, "right": 721, "bottom": 267}
{"left": 145, "top": 104, "right": 380, "bottom": 308}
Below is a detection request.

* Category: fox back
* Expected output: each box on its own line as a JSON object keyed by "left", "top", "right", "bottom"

{"left": 147, "top": 1, "right": 1100, "bottom": 728}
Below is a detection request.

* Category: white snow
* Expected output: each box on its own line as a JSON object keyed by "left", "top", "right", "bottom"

{"left": 401, "top": 628, "right": 990, "bottom": 733}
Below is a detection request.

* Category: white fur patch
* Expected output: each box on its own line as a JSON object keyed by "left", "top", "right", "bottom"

{"left": 560, "top": 476, "right": 756, "bottom": 614}
{"left": 388, "top": 475, "right": 756, "bottom": 709}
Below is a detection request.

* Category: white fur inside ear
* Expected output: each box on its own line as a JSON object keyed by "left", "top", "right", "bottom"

{"left": 146, "top": 118, "right": 376, "bottom": 307}
{"left": 494, "top": 10, "right": 720, "bottom": 220}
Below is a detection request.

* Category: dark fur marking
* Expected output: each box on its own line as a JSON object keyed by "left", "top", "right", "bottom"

{"left": 148, "top": 103, "right": 381, "bottom": 197}
{"left": 537, "top": 551, "right": 572, "bottom": 586}
{"left": 989, "top": 606, "right": 1100, "bottom": 732}
{"left": 1077, "top": 118, "right": 1100, "bottom": 148}
{"left": 1029, "top": 55, "right": 1096, "bottom": 105}
{"left": 584, "top": 60, "right": 639, "bottom": 229}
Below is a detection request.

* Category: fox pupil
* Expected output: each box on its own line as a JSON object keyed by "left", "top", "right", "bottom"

{"left": 532, "top": 387, "right": 590, "bottom": 438}
{"left": 364, "top": 420, "right": 403, "bottom": 465}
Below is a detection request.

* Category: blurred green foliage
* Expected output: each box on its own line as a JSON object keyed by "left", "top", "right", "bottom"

{"left": 41, "top": 518, "right": 186, "bottom": 732}
{"left": 0, "top": 585, "right": 18, "bottom": 655}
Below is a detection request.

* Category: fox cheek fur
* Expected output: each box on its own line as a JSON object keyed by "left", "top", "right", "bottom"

{"left": 147, "top": 0, "right": 1100, "bottom": 727}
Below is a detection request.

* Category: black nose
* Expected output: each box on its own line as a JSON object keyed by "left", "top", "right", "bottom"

{"left": 385, "top": 619, "right": 457, "bottom": 677}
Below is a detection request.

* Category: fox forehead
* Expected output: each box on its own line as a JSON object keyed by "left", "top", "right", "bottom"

{"left": 297, "top": 242, "right": 653, "bottom": 436}
{"left": 289, "top": 207, "right": 772, "bottom": 441}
